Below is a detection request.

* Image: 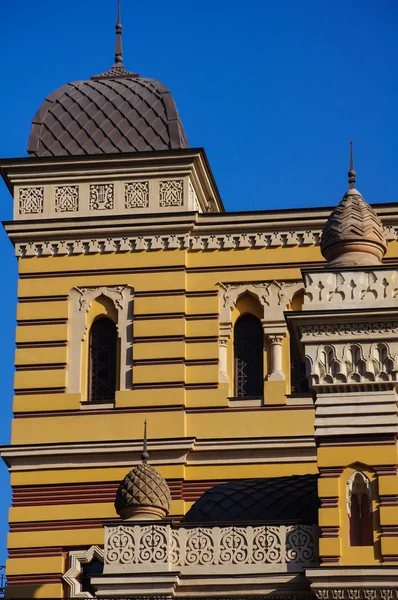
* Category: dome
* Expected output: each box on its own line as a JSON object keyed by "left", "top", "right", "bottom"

{"left": 182, "top": 475, "right": 319, "bottom": 525}
{"left": 27, "top": 67, "right": 188, "bottom": 157}
{"left": 115, "top": 462, "right": 171, "bottom": 521}
{"left": 321, "top": 188, "right": 387, "bottom": 267}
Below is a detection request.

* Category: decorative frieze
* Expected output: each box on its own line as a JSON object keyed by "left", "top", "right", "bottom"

{"left": 89, "top": 183, "right": 114, "bottom": 210}
{"left": 301, "top": 322, "right": 398, "bottom": 339}
{"left": 159, "top": 179, "right": 184, "bottom": 207}
{"left": 19, "top": 187, "right": 44, "bottom": 214}
{"left": 315, "top": 591, "right": 398, "bottom": 600}
{"left": 306, "top": 340, "right": 398, "bottom": 389}
{"left": 15, "top": 231, "right": 321, "bottom": 258}
{"left": 104, "top": 522, "right": 318, "bottom": 569}
{"left": 304, "top": 269, "right": 398, "bottom": 310}
{"left": 55, "top": 185, "right": 79, "bottom": 212}
{"left": 125, "top": 181, "right": 149, "bottom": 208}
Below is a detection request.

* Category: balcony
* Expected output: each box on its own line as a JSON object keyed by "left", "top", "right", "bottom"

{"left": 92, "top": 521, "right": 319, "bottom": 598}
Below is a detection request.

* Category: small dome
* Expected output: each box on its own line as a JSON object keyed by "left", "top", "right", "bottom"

{"left": 28, "top": 70, "right": 188, "bottom": 157}
{"left": 321, "top": 188, "right": 387, "bottom": 267}
{"left": 115, "top": 462, "right": 171, "bottom": 521}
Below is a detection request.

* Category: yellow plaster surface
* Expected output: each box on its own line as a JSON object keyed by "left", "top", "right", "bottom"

{"left": 6, "top": 556, "right": 63, "bottom": 576}
{"left": 11, "top": 410, "right": 186, "bottom": 444}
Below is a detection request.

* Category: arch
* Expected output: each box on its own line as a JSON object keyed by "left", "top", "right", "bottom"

{"left": 346, "top": 471, "right": 373, "bottom": 547}
{"left": 234, "top": 313, "right": 264, "bottom": 397}
{"left": 68, "top": 285, "right": 134, "bottom": 397}
{"left": 88, "top": 317, "right": 118, "bottom": 403}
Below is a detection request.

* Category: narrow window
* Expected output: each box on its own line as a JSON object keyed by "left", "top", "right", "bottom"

{"left": 347, "top": 472, "right": 373, "bottom": 546}
{"left": 88, "top": 317, "right": 117, "bottom": 402}
{"left": 290, "top": 338, "right": 310, "bottom": 395}
{"left": 234, "top": 314, "right": 263, "bottom": 397}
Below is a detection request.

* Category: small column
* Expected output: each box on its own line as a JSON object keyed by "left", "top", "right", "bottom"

{"left": 267, "top": 334, "right": 285, "bottom": 381}
{"left": 219, "top": 323, "right": 232, "bottom": 383}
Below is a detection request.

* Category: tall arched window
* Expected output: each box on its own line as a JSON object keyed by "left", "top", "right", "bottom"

{"left": 347, "top": 472, "right": 373, "bottom": 546}
{"left": 234, "top": 314, "right": 264, "bottom": 397}
{"left": 88, "top": 317, "right": 118, "bottom": 402}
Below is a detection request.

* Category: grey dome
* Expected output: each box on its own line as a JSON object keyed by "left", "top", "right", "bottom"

{"left": 28, "top": 71, "right": 188, "bottom": 157}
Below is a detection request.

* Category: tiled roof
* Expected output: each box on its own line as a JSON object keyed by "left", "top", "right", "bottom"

{"left": 182, "top": 475, "right": 319, "bottom": 525}
{"left": 28, "top": 76, "right": 188, "bottom": 157}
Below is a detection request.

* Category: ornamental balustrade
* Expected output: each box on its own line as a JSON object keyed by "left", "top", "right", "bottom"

{"left": 103, "top": 523, "right": 319, "bottom": 574}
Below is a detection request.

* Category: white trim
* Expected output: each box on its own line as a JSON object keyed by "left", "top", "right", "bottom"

{"left": 68, "top": 285, "right": 134, "bottom": 395}
{"left": 63, "top": 545, "right": 104, "bottom": 599}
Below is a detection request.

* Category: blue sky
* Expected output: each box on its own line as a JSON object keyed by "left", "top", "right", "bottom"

{"left": 0, "top": 0, "right": 397, "bottom": 566}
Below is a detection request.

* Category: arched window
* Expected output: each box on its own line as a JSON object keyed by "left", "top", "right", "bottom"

{"left": 347, "top": 472, "right": 373, "bottom": 546}
{"left": 88, "top": 317, "right": 118, "bottom": 402}
{"left": 234, "top": 314, "right": 264, "bottom": 397}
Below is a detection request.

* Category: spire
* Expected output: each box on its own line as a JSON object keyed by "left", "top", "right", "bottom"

{"left": 348, "top": 140, "right": 356, "bottom": 189}
{"left": 114, "top": 0, "right": 123, "bottom": 66}
{"left": 141, "top": 420, "right": 149, "bottom": 464}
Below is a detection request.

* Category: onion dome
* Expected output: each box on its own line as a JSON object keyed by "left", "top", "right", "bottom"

{"left": 27, "top": 2, "right": 188, "bottom": 157}
{"left": 115, "top": 422, "right": 171, "bottom": 521}
{"left": 321, "top": 143, "right": 387, "bottom": 267}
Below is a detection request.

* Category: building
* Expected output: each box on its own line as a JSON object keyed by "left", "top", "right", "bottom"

{"left": 0, "top": 5, "right": 398, "bottom": 600}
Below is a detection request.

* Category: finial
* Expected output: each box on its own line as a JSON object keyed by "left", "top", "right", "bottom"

{"left": 114, "top": 0, "right": 123, "bottom": 66}
{"left": 348, "top": 140, "right": 356, "bottom": 189}
{"left": 141, "top": 420, "right": 149, "bottom": 464}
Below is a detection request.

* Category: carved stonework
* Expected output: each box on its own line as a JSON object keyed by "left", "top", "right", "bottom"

{"left": 19, "top": 187, "right": 44, "bottom": 214}
{"left": 89, "top": 184, "right": 114, "bottom": 210}
{"left": 189, "top": 181, "right": 200, "bottom": 211}
{"left": 301, "top": 322, "right": 398, "bottom": 339}
{"left": 104, "top": 522, "right": 318, "bottom": 567}
{"left": 218, "top": 280, "right": 303, "bottom": 384}
{"left": 125, "top": 181, "right": 149, "bottom": 208}
{"left": 315, "top": 592, "right": 398, "bottom": 600}
{"left": 159, "top": 180, "right": 184, "bottom": 207}
{"left": 304, "top": 270, "right": 398, "bottom": 310}
{"left": 63, "top": 545, "right": 104, "bottom": 599}
{"left": 68, "top": 285, "right": 134, "bottom": 395}
{"left": 15, "top": 230, "right": 323, "bottom": 258}
{"left": 55, "top": 185, "right": 79, "bottom": 212}
{"left": 76, "top": 286, "right": 127, "bottom": 314}
{"left": 306, "top": 340, "right": 398, "bottom": 389}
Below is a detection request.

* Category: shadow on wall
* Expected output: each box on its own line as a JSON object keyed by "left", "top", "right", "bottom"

{"left": 5, "top": 585, "right": 44, "bottom": 599}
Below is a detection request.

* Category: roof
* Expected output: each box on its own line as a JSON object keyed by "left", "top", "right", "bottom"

{"left": 27, "top": 75, "right": 188, "bottom": 157}
{"left": 182, "top": 475, "right": 319, "bottom": 525}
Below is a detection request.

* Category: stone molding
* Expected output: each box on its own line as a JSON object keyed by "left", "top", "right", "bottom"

{"left": 304, "top": 269, "right": 398, "bottom": 311}
{"left": 63, "top": 544, "right": 104, "bottom": 599}
{"left": 0, "top": 435, "right": 316, "bottom": 472}
{"left": 68, "top": 285, "right": 134, "bottom": 394}
{"left": 305, "top": 339, "right": 398, "bottom": 390}
{"left": 14, "top": 231, "right": 322, "bottom": 258}
{"left": 219, "top": 280, "right": 303, "bottom": 383}
{"left": 306, "top": 567, "right": 398, "bottom": 600}
{"left": 315, "top": 591, "right": 398, "bottom": 599}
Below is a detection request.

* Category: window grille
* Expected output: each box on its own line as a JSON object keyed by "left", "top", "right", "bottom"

{"left": 290, "top": 340, "right": 310, "bottom": 395}
{"left": 88, "top": 317, "right": 117, "bottom": 402}
{"left": 234, "top": 314, "right": 264, "bottom": 397}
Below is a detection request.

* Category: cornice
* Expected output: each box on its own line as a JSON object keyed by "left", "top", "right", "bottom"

{"left": 5, "top": 204, "right": 398, "bottom": 258}
{"left": 0, "top": 435, "right": 316, "bottom": 471}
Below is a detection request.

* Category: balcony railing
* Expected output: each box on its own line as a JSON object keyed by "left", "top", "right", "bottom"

{"left": 103, "top": 522, "right": 319, "bottom": 573}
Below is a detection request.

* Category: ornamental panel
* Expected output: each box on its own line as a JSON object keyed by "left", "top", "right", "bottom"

{"left": 159, "top": 180, "right": 184, "bottom": 207}
{"left": 89, "top": 184, "right": 114, "bottom": 210}
{"left": 19, "top": 187, "right": 44, "bottom": 214}
{"left": 125, "top": 181, "right": 149, "bottom": 208}
{"left": 55, "top": 185, "right": 79, "bottom": 212}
